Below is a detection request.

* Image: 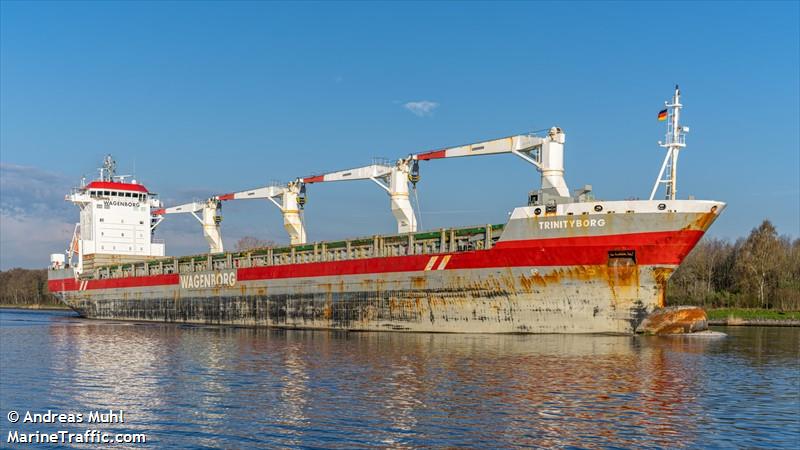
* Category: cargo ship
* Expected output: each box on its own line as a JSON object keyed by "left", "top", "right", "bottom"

{"left": 48, "top": 87, "right": 724, "bottom": 334}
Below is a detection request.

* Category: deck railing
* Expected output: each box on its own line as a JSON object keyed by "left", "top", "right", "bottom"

{"left": 87, "top": 224, "right": 505, "bottom": 281}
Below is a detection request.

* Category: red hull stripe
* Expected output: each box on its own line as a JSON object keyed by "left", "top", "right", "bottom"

{"left": 48, "top": 274, "right": 178, "bottom": 293}
{"left": 50, "top": 230, "right": 703, "bottom": 292}
{"left": 238, "top": 230, "right": 702, "bottom": 281}
{"left": 86, "top": 181, "right": 149, "bottom": 193}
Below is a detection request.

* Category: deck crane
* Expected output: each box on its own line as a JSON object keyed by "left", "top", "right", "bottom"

{"left": 413, "top": 127, "right": 575, "bottom": 205}
{"left": 302, "top": 157, "right": 419, "bottom": 233}
{"left": 216, "top": 180, "right": 307, "bottom": 245}
{"left": 151, "top": 198, "right": 224, "bottom": 253}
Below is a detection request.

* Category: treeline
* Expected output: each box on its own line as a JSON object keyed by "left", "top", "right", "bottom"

{"left": 0, "top": 268, "right": 58, "bottom": 306}
{"left": 668, "top": 220, "right": 800, "bottom": 311}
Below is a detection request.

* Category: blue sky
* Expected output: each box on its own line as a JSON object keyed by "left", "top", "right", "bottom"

{"left": 1, "top": 1, "right": 798, "bottom": 269}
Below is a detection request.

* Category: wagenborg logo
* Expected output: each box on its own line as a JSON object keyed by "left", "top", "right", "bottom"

{"left": 180, "top": 271, "right": 237, "bottom": 289}
{"left": 103, "top": 200, "right": 139, "bottom": 208}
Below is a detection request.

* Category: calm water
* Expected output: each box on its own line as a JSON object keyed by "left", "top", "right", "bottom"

{"left": 0, "top": 309, "right": 798, "bottom": 449}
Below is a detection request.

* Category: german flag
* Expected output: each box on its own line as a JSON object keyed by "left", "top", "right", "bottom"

{"left": 657, "top": 109, "right": 668, "bottom": 121}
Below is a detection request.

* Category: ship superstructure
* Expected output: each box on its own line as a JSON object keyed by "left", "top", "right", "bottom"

{"left": 48, "top": 87, "right": 724, "bottom": 334}
{"left": 55, "top": 156, "right": 165, "bottom": 273}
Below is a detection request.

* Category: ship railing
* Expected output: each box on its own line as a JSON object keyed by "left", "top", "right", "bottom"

{"left": 88, "top": 223, "right": 505, "bottom": 281}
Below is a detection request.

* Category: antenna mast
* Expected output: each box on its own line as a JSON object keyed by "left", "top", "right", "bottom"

{"left": 649, "top": 85, "right": 688, "bottom": 200}
{"left": 99, "top": 154, "right": 116, "bottom": 182}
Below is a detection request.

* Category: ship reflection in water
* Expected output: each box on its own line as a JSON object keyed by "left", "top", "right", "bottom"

{"left": 1, "top": 310, "right": 798, "bottom": 448}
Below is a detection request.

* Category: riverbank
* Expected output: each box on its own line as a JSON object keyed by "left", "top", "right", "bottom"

{"left": 0, "top": 304, "right": 70, "bottom": 311}
{"left": 706, "top": 308, "right": 800, "bottom": 326}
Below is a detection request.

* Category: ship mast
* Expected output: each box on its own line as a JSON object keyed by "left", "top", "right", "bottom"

{"left": 99, "top": 154, "right": 116, "bottom": 182}
{"left": 649, "top": 85, "right": 688, "bottom": 201}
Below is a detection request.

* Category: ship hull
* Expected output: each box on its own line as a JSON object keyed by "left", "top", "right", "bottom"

{"left": 56, "top": 264, "right": 670, "bottom": 334}
{"left": 48, "top": 200, "right": 725, "bottom": 334}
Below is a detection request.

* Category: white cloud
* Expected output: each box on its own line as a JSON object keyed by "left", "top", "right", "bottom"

{"left": 0, "top": 163, "right": 74, "bottom": 219}
{"left": 0, "top": 214, "right": 73, "bottom": 269}
{"left": 0, "top": 163, "right": 76, "bottom": 269}
{"left": 403, "top": 100, "right": 439, "bottom": 117}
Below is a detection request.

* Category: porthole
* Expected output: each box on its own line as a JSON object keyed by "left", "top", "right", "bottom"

{"left": 658, "top": 203, "right": 667, "bottom": 210}
{"left": 534, "top": 208, "right": 542, "bottom": 216}
{"left": 594, "top": 205, "right": 603, "bottom": 212}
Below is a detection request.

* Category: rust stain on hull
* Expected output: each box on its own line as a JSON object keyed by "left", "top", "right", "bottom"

{"left": 411, "top": 276, "right": 427, "bottom": 289}
{"left": 517, "top": 264, "right": 640, "bottom": 308}
{"left": 686, "top": 211, "right": 718, "bottom": 232}
{"left": 606, "top": 264, "right": 639, "bottom": 307}
{"left": 652, "top": 267, "right": 674, "bottom": 308}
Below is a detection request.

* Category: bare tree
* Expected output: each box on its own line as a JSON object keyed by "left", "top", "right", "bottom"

{"left": 669, "top": 237, "right": 734, "bottom": 306}
{"left": 777, "top": 237, "right": 800, "bottom": 311}
{"left": 234, "top": 236, "right": 276, "bottom": 252}
{"left": 734, "top": 220, "right": 784, "bottom": 309}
